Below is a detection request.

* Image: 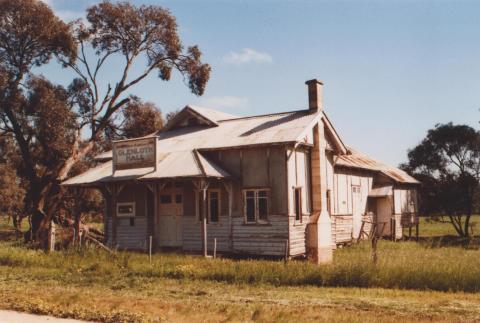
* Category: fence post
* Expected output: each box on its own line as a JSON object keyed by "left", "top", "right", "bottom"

{"left": 284, "top": 239, "right": 289, "bottom": 264}
{"left": 371, "top": 235, "right": 378, "bottom": 264}
{"left": 149, "top": 235, "right": 152, "bottom": 264}
{"left": 213, "top": 238, "right": 217, "bottom": 259}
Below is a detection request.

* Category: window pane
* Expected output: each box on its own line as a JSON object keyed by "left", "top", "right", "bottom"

{"left": 246, "top": 197, "right": 255, "bottom": 222}
{"left": 258, "top": 197, "right": 268, "bottom": 221}
{"left": 246, "top": 191, "right": 254, "bottom": 198}
{"left": 175, "top": 194, "right": 182, "bottom": 204}
{"left": 160, "top": 195, "right": 172, "bottom": 204}
{"left": 295, "top": 189, "right": 301, "bottom": 221}
{"left": 210, "top": 194, "right": 219, "bottom": 223}
{"left": 258, "top": 190, "right": 267, "bottom": 198}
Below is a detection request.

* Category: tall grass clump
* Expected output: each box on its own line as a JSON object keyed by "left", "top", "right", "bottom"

{"left": 2, "top": 240, "right": 480, "bottom": 293}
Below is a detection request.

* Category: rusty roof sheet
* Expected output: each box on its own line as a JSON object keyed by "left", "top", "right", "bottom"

{"left": 335, "top": 147, "right": 420, "bottom": 184}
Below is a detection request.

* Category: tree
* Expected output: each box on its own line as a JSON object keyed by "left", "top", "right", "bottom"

{"left": 0, "top": 0, "right": 210, "bottom": 247}
{"left": 106, "top": 97, "right": 164, "bottom": 140}
{"left": 402, "top": 123, "right": 480, "bottom": 237}
{"left": 166, "top": 109, "right": 180, "bottom": 122}
{"left": 0, "top": 134, "right": 25, "bottom": 234}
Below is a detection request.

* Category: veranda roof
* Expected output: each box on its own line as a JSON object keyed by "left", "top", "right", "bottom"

{"left": 62, "top": 150, "right": 230, "bottom": 187}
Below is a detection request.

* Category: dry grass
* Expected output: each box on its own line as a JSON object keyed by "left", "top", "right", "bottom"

{"left": 2, "top": 271, "right": 480, "bottom": 322}
{"left": 1, "top": 240, "right": 480, "bottom": 322}
{"left": 2, "top": 217, "right": 480, "bottom": 322}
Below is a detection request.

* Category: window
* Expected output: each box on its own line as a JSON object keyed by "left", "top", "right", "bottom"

{"left": 294, "top": 188, "right": 302, "bottom": 222}
{"left": 196, "top": 189, "right": 221, "bottom": 223}
{"left": 243, "top": 189, "right": 269, "bottom": 224}
{"left": 160, "top": 195, "right": 172, "bottom": 204}
{"left": 326, "top": 189, "right": 332, "bottom": 214}
{"left": 117, "top": 202, "right": 135, "bottom": 217}
{"left": 175, "top": 194, "right": 182, "bottom": 204}
{"left": 208, "top": 190, "right": 220, "bottom": 223}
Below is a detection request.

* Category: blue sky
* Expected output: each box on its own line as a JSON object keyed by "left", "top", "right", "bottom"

{"left": 39, "top": 0, "right": 480, "bottom": 166}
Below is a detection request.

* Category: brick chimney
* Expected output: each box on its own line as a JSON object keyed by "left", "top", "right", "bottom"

{"left": 305, "top": 79, "right": 324, "bottom": 112}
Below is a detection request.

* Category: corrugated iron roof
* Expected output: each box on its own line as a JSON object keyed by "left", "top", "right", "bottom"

{"left": 335, "top": 147, "right": 419, "bottom": 184}
{"left": 141, "top": 150, "right": 230, "bottom": 179}
{"left": 187, "top": 105, "right": 238, "bottom": 122}
{"left": 63, "top": 150, "right": 230, "bottom": 186}
{"left": 94, "top": 109, "right": 319, "bottom": 162}
{"left": 70, "top": 105, "right": 418, "bottom": 187}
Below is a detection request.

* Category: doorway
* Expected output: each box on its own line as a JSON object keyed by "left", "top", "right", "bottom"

{"left": 352, "top": 185, "right": 362, "bottom": 239}
{"left": 157, "top": 188, "right": 183, "bottom": 247}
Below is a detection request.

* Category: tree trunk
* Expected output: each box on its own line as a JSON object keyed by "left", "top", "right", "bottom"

{"left": 464, "top": 214, "right": 472, "bottom": 239}
{"left": 74, "top": 210, "right": 81, "bottom": 246}
{"left": 448, "top": 214, "right": 465, "bottom": 237}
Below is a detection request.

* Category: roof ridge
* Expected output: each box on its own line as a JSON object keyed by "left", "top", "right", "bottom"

{"left": 216, "top": 108, "right": 311, "bottom": 122}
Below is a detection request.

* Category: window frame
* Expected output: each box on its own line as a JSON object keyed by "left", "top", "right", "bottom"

{"left": 117, "top": 202, "right": 136, "bottom": 218}
{"left": 243, "top": 188, "right": 270, "bottom": 224}
{"left": 294, "top": 187, "right": 303, "bottom": 223}
{"left": 160, "top": 194, "right": 172, "bottom": 204}
{"left": 196, "top": 189, "right": 222, "bottom": 223}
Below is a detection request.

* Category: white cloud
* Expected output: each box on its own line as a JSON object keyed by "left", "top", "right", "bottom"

{"left": 199, "top": 96, "right": 249, "bottom": 110}
{"left": 224, "top": 48, "right": 273, "bottom": 65}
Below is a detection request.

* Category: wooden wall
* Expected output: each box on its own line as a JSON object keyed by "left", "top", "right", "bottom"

{"left": 286, "top": 147, "right": 311, "bottom": 256}
{"left": 106, "top": 183, "right": 149, "bottom": 250}
{"left": 329, "top": 164, "right": 373, "bottom": 245}
{"left": 183, "top": 146, "right": 290, "bottom": 256}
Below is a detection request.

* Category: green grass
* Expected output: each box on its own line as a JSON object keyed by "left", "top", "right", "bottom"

{"left": 418, "top": 215, "right": 480, "bottom": 237}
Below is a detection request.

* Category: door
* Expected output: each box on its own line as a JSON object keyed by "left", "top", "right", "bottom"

{"left": 157, "top": 188, "right": 183, "bottom": 247}
{"left": 352, "top": 185, "right": 362, "bottom": 239}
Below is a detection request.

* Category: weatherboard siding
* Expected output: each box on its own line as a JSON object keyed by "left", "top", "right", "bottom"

{"left": 106, "top": 217, "right": 148, "bottom": 250}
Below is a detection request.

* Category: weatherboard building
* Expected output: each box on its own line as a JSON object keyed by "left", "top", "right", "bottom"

{"left": 63, "top": 79, "right": 420, "bottom": 261}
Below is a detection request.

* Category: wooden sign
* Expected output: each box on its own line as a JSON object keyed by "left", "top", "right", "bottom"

{"left": 113, "top": 137, "right": 156, "bottom": 170}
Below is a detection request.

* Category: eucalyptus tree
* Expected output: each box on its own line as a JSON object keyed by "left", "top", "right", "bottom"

{"left": 402, "top": 123, "right": 480, "bottom": 237}
{"left": 0, "top": 0, "right": 210, "bottom": 247}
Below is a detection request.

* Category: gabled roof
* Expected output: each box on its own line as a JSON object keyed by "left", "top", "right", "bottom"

{"left": 63, "top": 150, "right": 230, "bottom": 186}
{"left": 93, "top": 107, "right": 345, "bottom": 162}
{"left": 335, "top": 147, "right": 420, "bottom": 184}
{"left": 75, "top": 104, "right": 418, "bottom": 187}
{"left": 162, "top": 105, "right": 238, "bottom": 132}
